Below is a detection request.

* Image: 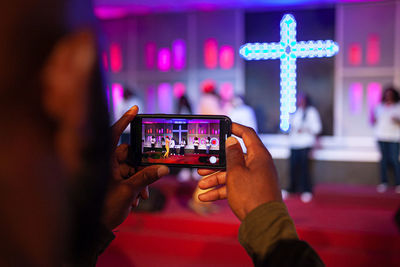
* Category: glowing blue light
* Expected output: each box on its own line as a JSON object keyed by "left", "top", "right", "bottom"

{"left": 239, "top": 14, "right": 339, "bottom": 132}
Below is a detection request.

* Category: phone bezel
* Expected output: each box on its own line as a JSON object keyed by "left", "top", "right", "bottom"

{"left": 130, "top": 114, "right": 232, "bottom": 169}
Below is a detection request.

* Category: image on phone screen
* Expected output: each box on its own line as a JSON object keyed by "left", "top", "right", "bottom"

{"left": 131, "top": 115, "right": 231, "bottom": 168}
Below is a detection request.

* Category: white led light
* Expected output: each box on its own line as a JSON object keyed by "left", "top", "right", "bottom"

{"left": 239, "top": 14, "right": 339, "bottom": 132}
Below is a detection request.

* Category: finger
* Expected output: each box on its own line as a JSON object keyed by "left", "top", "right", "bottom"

{"left": 111, "top": 106, "right": 138, "bottom": 149}
{"left": 197, "top": 169, "right": 217, "bottom": 176}
{"left": 231, "top": 123, "right": 267, "bottom": 159}
{"left": 198, "top": 172, "right": 227, "bottom": 189}
{"left": 132, "top": 197, "right": 140, "bottom": 208}
{"left": 140, "top": 186, "right": 149, "bottom": 200}
{"left": 198, "top": 186, "right": 227, "bottom": 202}
{"left": 225, "top": 137, "right": 246, "bottom": 171}
{"left": 125, "top": 165, "right": 169, "bottom": 190}
{"left": 119, "top": 163, "right": 135, "bottom": 179}
{"left": 115, "top": 144, "right": 129, "bottom": 163}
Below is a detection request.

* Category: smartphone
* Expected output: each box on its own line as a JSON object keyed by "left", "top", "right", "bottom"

{"left": 130, "top": 114, "right": 232, "bottom": 169}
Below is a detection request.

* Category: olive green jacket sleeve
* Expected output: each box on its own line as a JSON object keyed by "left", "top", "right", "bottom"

{"left": 238, "top": 201, "right": 324, "bottom": 267}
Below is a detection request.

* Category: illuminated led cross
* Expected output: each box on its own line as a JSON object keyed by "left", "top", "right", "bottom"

{"left": 239, "top": 14, "right": 339, "bottom": 132}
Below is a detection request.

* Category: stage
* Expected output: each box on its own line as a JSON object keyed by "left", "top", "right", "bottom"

{"left": 97, "top": 176, "right": 400, "bottom": 267}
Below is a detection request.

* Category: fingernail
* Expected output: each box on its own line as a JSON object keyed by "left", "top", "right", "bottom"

{"left": 127, "top": 106, "right": 138, "bottom": 115}
{"left": 226, "top": 137, "right": 238, "bottom": 147}
{"left": 157, "top": 166, "right": 170, "bottom": 177}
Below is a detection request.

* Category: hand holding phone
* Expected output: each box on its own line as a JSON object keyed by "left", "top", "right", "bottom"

{"left": 130, "top": 114, "right": 232, "bottom": 169}
{"left": 197, "top": 123, "right": 282, "bottom": 221}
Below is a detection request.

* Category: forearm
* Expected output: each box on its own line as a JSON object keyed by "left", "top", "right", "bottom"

{"left": 238, "top": 201, "right": 298, "bottom": 262}
{"left": 238, "top": 201, "right": 324, "bottom": 266}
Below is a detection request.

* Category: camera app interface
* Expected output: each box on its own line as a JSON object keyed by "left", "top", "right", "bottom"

{"left": 141, "top": 118, "right": 221, "bottom": 166}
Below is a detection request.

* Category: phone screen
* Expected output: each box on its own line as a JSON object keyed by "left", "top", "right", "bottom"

{"left": 130, "top": 115, "right": 231, "bottom": 168}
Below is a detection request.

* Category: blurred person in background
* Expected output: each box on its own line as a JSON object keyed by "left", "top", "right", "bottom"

{"left": 229, "top": 95, "right": 258, "bottom": 132}
{"left": 282, "top": 92, "right": 322, "bottom": 203}
{"left": 0, "top": 0, "right": 169, "bottom": 265}
{"left": 372, "top": 86, "right": 400, "bottom": 193}
{"left": 177, "top": 94, "right": 193, "bottom": 114}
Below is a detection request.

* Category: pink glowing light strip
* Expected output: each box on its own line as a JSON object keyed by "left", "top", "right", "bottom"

{"left": 172, "top": 39, "right": 186, "bottom": 71}
{"left": 112, "top": 83, "right": 124, "bottom": 115}
{"left": 158, "top": 48, "right": 171, "bottom": 72}
{"left": 204, "top": 38, "right": 218, "bottom": 69}
{"left": 110, "top": 43, "right": 122, "bottom": 72}
{"left": 219, "top": 45, "right": 234, "bottom": 69}
{"left": 349, "top": 83, "right": 363, "bottom": 115}
{"left": 367, "top": 82, "right": 382, "bottom": 123}
{"left": 348, "top": 43, "right": 362, "bottom": 66}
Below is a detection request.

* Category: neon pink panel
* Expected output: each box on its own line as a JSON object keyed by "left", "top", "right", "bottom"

{"left": 110, "top": 43, "right": 122, "bottom": 72}
{"left": 112, "top": 83, "right": 124, "bottom": 115}
{"left": 367, "top": 82, "right": 382, "bottom": 123}
{"left": 145, "top": 42, "right": 156, "bottom": 69}
{"left": 173, "top": 82, "right": 186, "bottom": 98}
{"left": 219, "top": 45, "right": 234, "bottom": 69}
{"left": 367, "top": 34, "right": 380, "bottom": 65}
{"left": 348, "top": 43, "right": 362, "bottom": 66}
{"left": 172, "top": 39, "right": 186, "bottom": 71}
{"left": 158, "top": 83, "right": 173, "bottom": 113}
{"left": 204, "top": 38, "right": 218, "bottom": 69}
{"left": 102, "top": 52, "right": 108, "bottom": 71}
{"left": 158, "top": 48, "right": 171, "bottom": 72}
{"left": 220, "top": 82, "right": 234, "bottom": 101}
{"left": 349, "top": 83, "right": 363, "bottom": 115}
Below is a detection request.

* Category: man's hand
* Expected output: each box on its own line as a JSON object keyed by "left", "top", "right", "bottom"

{"left": 102, "top": 106, "right": 169, "bottom": 230}
{"left": 197, "top": 123, "right": 282, "bottom": 221}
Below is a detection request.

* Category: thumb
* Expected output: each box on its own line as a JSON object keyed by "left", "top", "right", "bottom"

{"left": 225, "top": 137, "right": 246, "bottom": 171}
{"left": 125, "top": 165, "right": 169, "bottom": 190}
{"left": 111, "top": 106, "right": 138, "bottom": 149}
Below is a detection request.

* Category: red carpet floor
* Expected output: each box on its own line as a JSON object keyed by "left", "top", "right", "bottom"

{"left": 97, "top": 177, "right": 400, "bottom": 267}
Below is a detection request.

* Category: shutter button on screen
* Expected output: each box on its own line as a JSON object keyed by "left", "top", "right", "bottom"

{"left": 209, "top": 156, "right": 217, "bottom": 164}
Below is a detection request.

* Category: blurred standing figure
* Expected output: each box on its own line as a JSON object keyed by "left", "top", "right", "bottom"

{"left": 283, "top": 92, "right": 322, "bottom": 203}
{"left": 150, "top": 136, "right": 156, "bottom": 152}
{"left": 180, "top": 138, "right": 187, "bottom": 156}
{"left": 206, "top": 137, "right": 211, "bottom": 154}
{"left": 163, "top": 136, "right": 170, "bottom": 158}
{"left": 198, "top": 81, "right": 223, "bottom": 115}
{"left": 229, "top": 96, "right": 258, "bottom": 132}
{"left": 177, "top": 95, "right": 192, "bottom": 114}
{"left": 373, "top": 87, "right": 400, "bottom": 193}
{"left": 193, "top": 137, "right": 199, "bottom": 154}
{"left": 170, "top": 138, "right": 176, "bottom": 155}
{"left": 115, "top": 88, "right": 143, "bottom": 144}
{"left": 161, "top": 137, "right": 166, "bottom": 153}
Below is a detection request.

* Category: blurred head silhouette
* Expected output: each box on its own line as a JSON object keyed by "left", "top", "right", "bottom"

{"left": 382, "top": 86, "right": 400, "bottom": 105}
{"left": 0, "top": 0, "right": 110, "bottom": 265}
